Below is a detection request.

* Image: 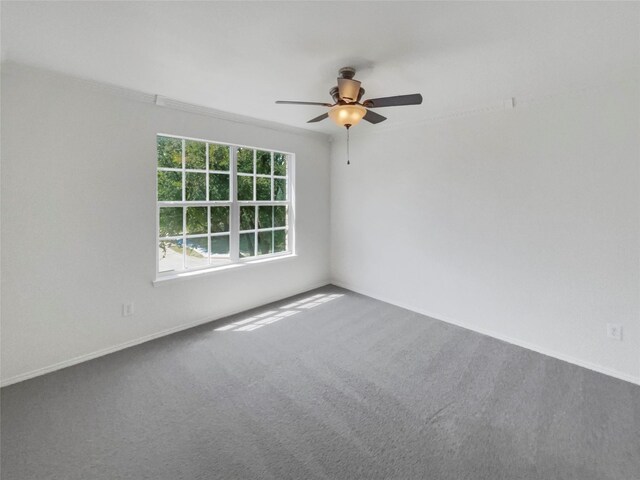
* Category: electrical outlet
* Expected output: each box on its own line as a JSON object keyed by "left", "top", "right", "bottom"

{"left": 122, "top": 302, "right": 134, "bottom": 317}
{"left": 606, "top": 323, "right": 622, "bottom": 341}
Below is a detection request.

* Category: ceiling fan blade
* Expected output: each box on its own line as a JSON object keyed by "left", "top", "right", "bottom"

{"left": 276, "top": 100, "right": 333, "bottom": 107}
{"left": 363, "top": 109, "right": 387, "bottom": 124}
{"left": 363, "top": 94, "right": 423, "bottom": 108}
{"left": 307, "top": 113, "right": 329, "bottom": 123}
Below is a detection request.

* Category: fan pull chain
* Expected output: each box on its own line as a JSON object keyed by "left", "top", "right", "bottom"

{"left": 346, "top": 125, "right": 351, "bottom": 165}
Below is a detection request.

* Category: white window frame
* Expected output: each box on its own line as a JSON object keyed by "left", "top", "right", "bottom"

{"left": 156, "top": 133, "right": 295, "bottom": 280}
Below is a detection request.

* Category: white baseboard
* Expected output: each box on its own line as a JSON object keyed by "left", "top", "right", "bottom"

{"left": 331, "top": 280, "right": 640, "bottom": 386}
{"left": 1, "top": 280, "right": 331, "bottom": 388}
{"left": 5, "top": 279, "right": 637, "bottom": 388}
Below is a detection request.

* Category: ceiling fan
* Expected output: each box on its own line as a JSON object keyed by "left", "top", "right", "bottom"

{"left": 275, "top": 67, "right": 423, "bottom": 130}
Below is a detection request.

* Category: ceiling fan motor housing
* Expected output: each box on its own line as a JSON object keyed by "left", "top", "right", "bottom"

{"left": 338, "top": 78, "right": 361, "bottom": 103}
{"left": 336, "top": 67, "right": 361, "bottom": 103}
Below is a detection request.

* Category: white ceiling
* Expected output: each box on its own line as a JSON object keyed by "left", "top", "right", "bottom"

{"left": 2, "top": 1, "right": 639, "bottom": 133}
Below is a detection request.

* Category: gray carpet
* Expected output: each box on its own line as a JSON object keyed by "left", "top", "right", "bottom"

{"left": 2, "top": 286, "right": 639, "bottom": 480}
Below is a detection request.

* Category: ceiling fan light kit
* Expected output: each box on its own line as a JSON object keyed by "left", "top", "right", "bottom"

{"left": 328, "top": 103, "right": 367, "bottom": 127}
{"left": 276, "top": 67, "right": 423, "bottom": 163}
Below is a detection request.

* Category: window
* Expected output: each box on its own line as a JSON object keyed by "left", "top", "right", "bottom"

{"left": 157, "top": 134, "right": 293, "bottom": 276}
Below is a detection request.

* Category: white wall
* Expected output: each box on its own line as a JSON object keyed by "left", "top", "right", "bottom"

{"left": 1, "top": 64, "right": 331, "bottom": 385}
{"left": 3, "top": 64, "right": 639, "bottom": 387}
{"left": 331, "top": 82, "right": 640, "bottom": 383}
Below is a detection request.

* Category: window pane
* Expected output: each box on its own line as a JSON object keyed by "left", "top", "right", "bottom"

{"left": 185, "top": 172, "right": 206, "bottom": 201}
{"left": 159, "top": 207, "right": 183, "bottom": 237}
{"left": 274, "top": 178, "right": 287, "bottom": 200}
{"left": 209, "top": 144, "right": 230, "bottom": 171}
{"left": 158, "top": 135, "right": 291, "bottom": 275}
{"left": 159, "top": 239, "right": 183, "bottom": 272}
{"left": 256, "top": 150, "right": 271, "bottom": 175}
{"left": 274, "top": 206, "right": 287, "bottom": 227}
{"left": 240, "top": 232, "right": 255, "bottom": 257}
{"left": 274, "top": 152, "right": 287, "bottom": 176}
{"left": 209, "top": 174, "right": 229, "bottom": 201}
{"left": 240, "top": 206, "right": 255, "bottom": 230}
{"left": 211, "top": 235, "right": 230, "bottom": 255}
{"left": 274, "top": 230, "right": 287, "bottom": 253}
{"left": 237, "top": 147, "right": 254, "bottom": 174}
{"left": 210, "top": 206, "right": 229, "bottom": 233}
{"left": 157, "top": 136, "right": 182, "bottom": 168}
{"left": 185, "top": 140, "right": 206, "bottom": 169}
{"left": 256, "top": 177, "right": 271, "bottom": 201}
{"left": 237, "top": 175, "right": 253, "bottom": 201}
{"left": 258, "top": 206, "right": 273, "bottom": 229}
{"left": 186, "top": 237, "right": 209, "bottom": 268}
{"left": 258, "top": 231, "right": 273, "bottom": 255}
{"left": 186, "top": 207, "right": 207, "bottom": 234}
{"left": 157, "top": 171, "right": 182, "bottom": 201}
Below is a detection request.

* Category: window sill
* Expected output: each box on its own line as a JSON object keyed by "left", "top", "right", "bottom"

{"left": 152, "top": 253, "right": 297, "bottom": 287}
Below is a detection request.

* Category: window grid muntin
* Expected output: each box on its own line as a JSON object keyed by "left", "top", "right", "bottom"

{"left": 157, "top": 134, "right": 292, "bottom": 275}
